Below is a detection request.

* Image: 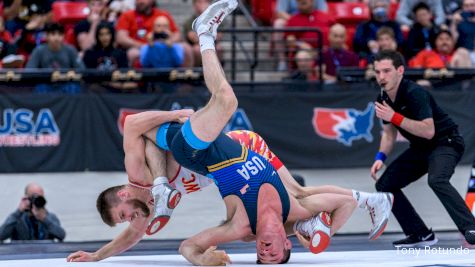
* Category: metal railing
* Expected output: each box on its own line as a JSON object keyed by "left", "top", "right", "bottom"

{"left": 221, "top": 27, "right": 324, "bottom": 82}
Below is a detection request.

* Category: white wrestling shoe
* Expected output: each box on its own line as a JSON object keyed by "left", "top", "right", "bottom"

{"left": 192, "top": 0, "right": 238, "bottom": 39}
{"left": 146, "top": 181, "right": 182, "bottom": 235}
{"left": 294, "top": 211, "right": 332, "bottom": 254}
{"left": 366, "top": 192, "right": 394, "bottom": 240}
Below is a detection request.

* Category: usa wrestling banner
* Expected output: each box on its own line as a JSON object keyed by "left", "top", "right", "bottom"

{"left": 0, "top": 87, "right": 474, "bottom": 172}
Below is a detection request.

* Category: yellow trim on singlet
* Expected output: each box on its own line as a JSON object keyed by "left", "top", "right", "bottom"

{"left": 207, "top": 146, "right": 248, "bottom": 172}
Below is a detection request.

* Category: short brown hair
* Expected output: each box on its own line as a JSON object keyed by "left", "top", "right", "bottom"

{"left": 96, "top": 185, "right": 125, "bottom": 227}
{"left": 376, "top": 26, "right": 395, "bottom": 40}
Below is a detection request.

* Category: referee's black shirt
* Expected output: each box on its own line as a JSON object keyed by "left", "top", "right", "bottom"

{"left": 376, "top": 79, "right": 458, "bottom": 148}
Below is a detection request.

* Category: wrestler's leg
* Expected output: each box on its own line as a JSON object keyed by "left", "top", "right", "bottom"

{"left": 188, "top": 50, "right": 237, "bottom": 143}
{"left": 296, "top": 193, "right": 357, "bottom": 236}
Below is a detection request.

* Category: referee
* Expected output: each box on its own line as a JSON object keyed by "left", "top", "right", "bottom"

{"left": 370, "top": 50, "right": 475, "bottom": 247}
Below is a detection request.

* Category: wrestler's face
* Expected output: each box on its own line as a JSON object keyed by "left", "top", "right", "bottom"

{"left": 111, "top": 199, "right": 150, "bottom": 224}
{"left": 256, "top": 227, "right": 292, "bottom": 264}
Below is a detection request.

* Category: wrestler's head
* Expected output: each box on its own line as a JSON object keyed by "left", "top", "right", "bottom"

{"left": 96, "top": 185, "right": 150, "bottom": 226}
{"left": 255, "top": 223, "right": 292, "bottom": 264}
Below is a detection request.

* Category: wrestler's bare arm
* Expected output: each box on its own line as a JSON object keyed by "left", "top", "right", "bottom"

{"left": 145, "top": 138, "right": 167, "bottom": 179}
{"left": 124, "top": 110, "right": 193, "bottom": 184}
{"left": 179, "top": 220, "right": 247, "bottom": 266}
{"left": 67, "top": 217, "right": 148, "bottom": 262}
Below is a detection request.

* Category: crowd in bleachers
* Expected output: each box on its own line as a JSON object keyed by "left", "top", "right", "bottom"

{"left": 0, "top": 0, "right": 474, "bottom": 87}
{"left": 272, "top": 0, "right": 475, "bottom": 82}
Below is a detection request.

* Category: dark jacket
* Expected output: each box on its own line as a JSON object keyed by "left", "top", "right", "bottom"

{"left": 0, "top": 210, "right": 66, "bottom": 241}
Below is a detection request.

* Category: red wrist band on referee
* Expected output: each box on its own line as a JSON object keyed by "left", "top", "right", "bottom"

{"left": 391, "top": 112, "right": 404, "bottom": 127}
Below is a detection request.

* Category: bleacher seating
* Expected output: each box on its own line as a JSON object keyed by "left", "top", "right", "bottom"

{"left": 327, "top": 2, "right": 370, "bottom": 25}
{"left": 52, "top": 1, "right": 90, "bottom": 25}
{"left": 251, "top": 0, "right": 276, "bottom": 26}
{"left": 52, "top": 2, "right": 90, "bottom": 48}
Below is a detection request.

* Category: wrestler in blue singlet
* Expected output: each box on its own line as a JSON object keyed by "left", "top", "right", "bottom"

{"left": 156, "top": 121, "right": 290, "bottom": 234}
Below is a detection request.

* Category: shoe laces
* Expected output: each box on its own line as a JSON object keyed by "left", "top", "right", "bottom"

{"left": 298, "top": 217, "right": 318, "bottom": 238}
{"left": 366, "top": 201, "right": 376, "bottom": 226}
{"left": 208, "top": 11, "right": 225, "bottom": 27}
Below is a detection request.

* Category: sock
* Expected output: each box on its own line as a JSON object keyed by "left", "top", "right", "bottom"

{"left": 352, "top": 190, "right": 372, "bottom": 208}
{"left": 153, "top": 176, "right": 169, "bottom": 186}
{"left": 199, "top": 33, "right": 215, "bottom": 53}
{"left": 293, "top": 219, "right": 307, "bottom": 236}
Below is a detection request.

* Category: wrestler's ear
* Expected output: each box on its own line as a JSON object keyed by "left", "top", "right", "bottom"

{"left": 117, "top": 189, "right": 130, "bottom": 200}
{"left": 284, "top": 238, "right": 292, "bottom": 250}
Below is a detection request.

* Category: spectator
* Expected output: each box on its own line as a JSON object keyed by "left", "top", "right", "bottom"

{"left": 115, "top": 0, "right": 192, "bottom": 66}
{"left": 108, "top": 0, "right": 135, "bottom": 22}
{"left": 2, "top": 0, "right": 54, "bottom": 35}
{"left": 183, "top": 0, "right": 226, "bottom": 67}
{"left": 140, "top": 16, "right": 184, "bottom": 68}
{"left": 83, "top": 22, "right": 128, "bottom": 70}
{"left": 361, "top": 26, "right": 398, "bottom": 74}
{"left": 0, "top": 16, "right": 25, "bottom": 68}
{"left": 376, "top": 27, "right": 398, "bottom": 52}
{"left": 0, "top": 183, "right": 66, "bottom": 242}
{"left": 396, "top": 0, "right": 446, "bottom": 32}
{"left": 409, "top": 30, "right": 472, "bottom": 68}
{"left": 287, "top": 49, "right": 319, "bottom": 81}
{"left": 83, "top": 22, "right": 135, "bottom": 92}
{"left": 74, "top": 0, "right": 111, "bottom": 55}
{"left": 353, "top": 0, "right": 404, "bottom": 59}
{"left": 285, "top": 0, "right": 335, "bottom": 49}
{"left": 321, "top": 24, "right": 359, "bottom": 82}
{"left": 274, "top": 0, "right": 328, "bottom": 70}
{"left": 284, "top": 0, "right": 335, "bottom": 72}
{"left": 451, "top": 0, "right": 475, "bottom": 50}
{"left": 405, "top": 2, "right": 441, "bottom": 59}
{"left": 26, "top": 23, "right": 84, "bottom": 94}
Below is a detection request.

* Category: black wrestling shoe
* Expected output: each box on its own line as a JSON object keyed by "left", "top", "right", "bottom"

{"left": 393, "top": 230, "right": 438, "bottom": 248}
{"left": 465, "top": 229, "right": 475, "bottom": 245}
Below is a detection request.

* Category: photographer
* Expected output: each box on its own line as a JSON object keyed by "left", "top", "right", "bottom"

{"left": 450, "top": 0, "right": 475, "bottom": 50}
{"left": 0, "top": 183, "right": 65, "bottom": 242}
{"left": 139, "top": 16, "right": 184, "bottom": 68}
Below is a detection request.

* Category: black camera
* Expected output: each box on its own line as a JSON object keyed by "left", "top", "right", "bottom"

{"left": 154, "top": 32, "right": 169, "bottom": 40}
{"left": 461, "top": 11, "right": 475, "bottom": 20}
{"left": 29, "top": 195, "right": 46, "bottom": 210}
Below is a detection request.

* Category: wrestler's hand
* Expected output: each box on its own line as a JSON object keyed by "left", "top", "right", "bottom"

{"left": 66, "top": 251, "right": 99, "bottom": 262}
{"left": 370, "top": 160, "right": 384, "bottom": 181}
{"left": 295, "top": 231, "right": 311, "bottom": 249}
{"left": 199, "top": 246, "right": 231, "bottom": 266}
{"left": 175, "top": 109, "right": 194, "bottom": 123}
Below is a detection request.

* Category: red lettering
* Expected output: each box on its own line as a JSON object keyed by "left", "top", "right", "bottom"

{"left": 184, "top": 183, "right": 201, "bottom": 194}
{"left": 182, "top": 173, "right": 196, "bottom": 184}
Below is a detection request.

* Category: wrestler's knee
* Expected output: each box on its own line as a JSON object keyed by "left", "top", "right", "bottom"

{"left": 215, "top": 84, "right": 238, "bottom": 114}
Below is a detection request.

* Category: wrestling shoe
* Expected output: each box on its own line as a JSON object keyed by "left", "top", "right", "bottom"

{"left": 192, "top": 0, "right": 238, "bottom": 39}
{"left": 367, "top": 192, "right": 393, "bottom": 240}
{"left": 146, "top": 182, "right": 182, "bottom": 235}
{"left": 294, "top": 211, "right": 332, "bottom": 254}
{"left": 393, "top": 230, "right": 438, "bottom": 248}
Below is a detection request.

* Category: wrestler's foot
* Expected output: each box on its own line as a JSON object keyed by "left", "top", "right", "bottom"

{"left": 295, "top": 211, "right": 332, "bottom": 254}
{"left": 192, "top": 0, "right": 238, "bottom": 39}
{"left": 146, "top": 182, "right": 182, "bottom": 235}
{"left": 367, "top": 192, "right": 393, "bottom": 240}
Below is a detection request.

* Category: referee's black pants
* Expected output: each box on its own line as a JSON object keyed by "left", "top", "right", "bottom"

{"left": 375, "top": 135, "right": 475, "bottom": 236}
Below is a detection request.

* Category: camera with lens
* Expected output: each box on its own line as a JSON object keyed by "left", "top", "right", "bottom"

{"left": 154, "top": 32, "right": 169, "bottom": 40}
{"left": 29, "top": 194, "right": 46, "bottom": 210}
